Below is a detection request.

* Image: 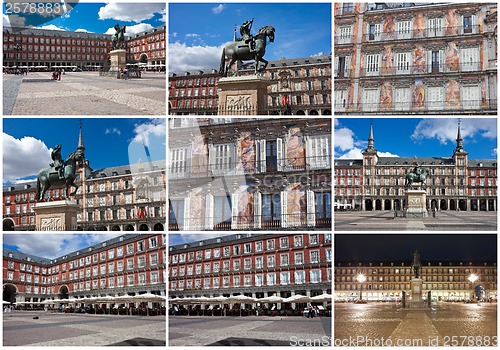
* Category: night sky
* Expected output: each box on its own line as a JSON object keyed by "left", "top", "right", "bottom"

{"left": 335, "top": 234, "right": 497, "bottom": 262}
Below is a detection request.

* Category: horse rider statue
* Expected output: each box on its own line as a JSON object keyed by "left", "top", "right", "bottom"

{"left": 239, "top": 18, "right": 255, "bottom": 52}
{"left": 112, "top": 24, "right": 127, "bottom": 50}
{"left": 412, "top": 162, "right": 421, "bottom": 177}
{"left": 50, "top": 144, "right": 64, "bottom": 179}
{"left": 411, "top": 250, "right": 421, "bottom": 278}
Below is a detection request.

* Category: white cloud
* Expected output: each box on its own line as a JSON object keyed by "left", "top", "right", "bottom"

{"left": 378, "top": 151, "right": 399, "bottom": 157}
{"left": 98, "top": 3, "right": 165, "bottom": 23}
{"left": 212, "top": 4, "right": 226, "bottom": 15}
{"left": 128, "top": 119, "right": 166, "bottom": 167}
{"left": 170, "top": 233, "right": 238, "bottom": 246}
{"left": 492, "top": 148, "right": 497, "bottom": 157}
{"left": 105, "top": 128, "right": 121, "bottom": 136}
{"left": 411, "top": 118, "right": 497, "bottom": 145}
{"left": 159, "top": 8, "right": 166, "bottom": 23}
{"left": 3, "top": 133, "right": 52, "bottom": 182}
{"left": 105, "top": 23, "right": 154, "bottom": 36}
{"left": 334, "top": 127, "right": 355, "bottom": 152}
{"left": 4, "top": 234, "right": 125, "bottom": 259}
{"left": 338, "top": 148, "right": 363, "bottom": 159}
{"left": 169, "top": 42, "right": 223, "bottom": 72}
{"left": 38, "top": 24, "right": 66, "bottom": 31}
{"left": 3, "top": 14, "right": 26, "bottom": 27}
{"left": 75, "top": 28, "right": 93, "bottom": 33}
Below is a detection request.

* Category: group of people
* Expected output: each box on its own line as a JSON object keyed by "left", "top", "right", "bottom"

{"left": 306, "top": 305, "right": 321, "bottom": 318}
{"left": 51, "top": 69, "right": 64, "bottom": 81}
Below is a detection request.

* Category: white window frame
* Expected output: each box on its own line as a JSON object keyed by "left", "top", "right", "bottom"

{"left": 395, "top": 52, "right": 411, "bottom": 75}
{"left": 461, "top": 85, "right": 480, "bottom": 110}
{"left": 364, "top": 53, "right": 380, "bottom": 77}
{"left": 337, "top": 26, "right": 352, "bottom": 44}
{"left": 307, "top": 135, "right": 331, "bottom": 169}
{"left": 427, "top": 86, "right": 444, "bottom": 110}
{"left": 427, "top": 17, "right": 443, "bottom": 37}
{"left": 334, "top": 89, "right": 348, "bottom": 112}
{"left": 209, "top": 143, "right": 234, "bottom": 175}
{"left": 394, "top": 87, "right": 411, "bottom": 111}
{"left": 396, "top": 20, "right": 413, "bottom": 40}
{"left": 362, "top": 88, "right": 380, "bottom": 112}
{"left": 460, "top": 47, "right": 480, "bottom": 72}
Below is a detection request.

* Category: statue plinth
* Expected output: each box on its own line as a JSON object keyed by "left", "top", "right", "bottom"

{"left": 404, "top": 189, "right": 428, "bottom": 218}
{"left": 409, "top": 278, "right": 425, "bottom": 308}
{"left": 109, "top": 49, "right": 127, "bottom": 75}
{"left": 33, "top": 199, "right": 79, "bottom": 231}
{"left": 217, "top": 75, "right": 269, "bottom": 115}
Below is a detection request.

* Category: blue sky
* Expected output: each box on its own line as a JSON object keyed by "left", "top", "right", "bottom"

{"left": 335, "top": 118, "right": 497, "bottom": 160}
{"left": 3, "top": 2, "right": 165, "bottom": 36}
{"left": 169, "top": 2, "right": 332, "bottom": 72}
{"left": 3, "top": 118, "right": 166, "bottom": 184}
{"left": 4, "top": 233, "right": 127, "bottom": 259}
{"left": 169, "top": 233, "right": 236, "bottom": 247}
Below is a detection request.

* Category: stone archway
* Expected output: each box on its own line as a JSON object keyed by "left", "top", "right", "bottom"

{"left": 139, "top": 224, "right": 149, "bottom": 231}
{"left": 450, "top": 199, "right": 456, "bottom": 211}
{"left": 440, "top": 199, "right": 447, "bottom": 210}
{"left": 480, "top": 199, "right": 487, "bottom": 211}
{"left": 59, "top": 285, "right": 69, "bottom": 300}
{"left": 323, "top": 109, "right": 331, "bottom": 115}
{"left": 139, "top": 53, "right": 148, "bottom": 64}
{"left": 471, "top": 199, "right": 478, "bottom": 211}
{"left": 394, "top": 199, "right": 401, "bottom": 211}
{"left": 309, "top": 110, "right": 319, "bottom": 115}
{"left": 3, "top": 219, "right": 15, "bottom": 231}
{"left": 296, "top": 110, "right": 305, "bottom": 115}
{"left": 375, "top": 199, "right": 382, "bottom": 210}
{"left": 431, "top": 199, "right": 438, "bottom": 210}
{"left": 125, "top": 224, "right": 135, "bottom": 231}
{"left": 3, "top": 284, "right": 17, "bottom": 303}
{"left": 384, "top": 199, "right": 391, "bottom": 210}
{"left": 488, "top": 199, "right": 495, "bottom": 211}
{"left": 111, "top": 225, "right": 121, "bottom": 231}
{"left": 459, "top": 199, "right": 467, "bottom": 211}
{"left": 365, "top": 199, "right": 373, "bottom": 211}
{"left": 153, "top": 223, "right": 164, "bottom": 231}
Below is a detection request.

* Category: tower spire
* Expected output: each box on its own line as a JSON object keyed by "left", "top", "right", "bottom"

{"left": 77, "top": 119, "right": 85, "bottom": 153}
{"left": 367, "top": 119, "right": 375, "bottom": 150}
{"left": 456, "top": 118, "right": 463, "bottom": 149}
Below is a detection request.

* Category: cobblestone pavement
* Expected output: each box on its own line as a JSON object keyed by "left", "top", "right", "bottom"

{"left": 334, "top": 211, "right": 497, "bottom": 231}
{"left": 3, "top": 310, "right": 166, "bottom": 346}
{"left": 4, "top": 72, "right": 166, "bottom": 115}
{"left": 169, "top": 315, "right": 332, "bottom": 346}
{"left": 335, "top": 302, "right": 497, "bottom": 346}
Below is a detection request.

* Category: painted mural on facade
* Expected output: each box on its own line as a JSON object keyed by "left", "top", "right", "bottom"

{"left": 190, "top": 188, "right": 206, "bottom": 227}
{"left": 413, "top": 12, "right": 426, "bottom": 38}
{"left": 381, "top": 46, "right": 394, "bottom": 75}
{"left": 445, "top": 41, "right": 459, "bottom": 71}
{"left": 285, "top": 126, "right": 305, "bottom": 169}
{"left": 413, "top": 45, "right": 426, "bottom": 73}
{"left": 191, "top": 135, "right": 208, "bottom": 174}
{"left": 412, "top": 79, "right": 425, "bottom": 108}
{"left": 445, "top": 9, "right": 459, "bottom": 35}
{"left": 446, "top": 79, "right": 461, "bottom": 108}
{"left": 237, "top": 131, "right": 255, "bottom": 172}
{"left": 287, "top": 183, "right": 306, "bottom": 219}
{"left": 237, "top": 188, "right": 254, "bottom": 226}
{"left": 380, "top": 82, "right": 393, "bottom": 110}
{"left": 349, "top": 50, "right": 356, "bottom": 78}
{"left": 383, "top": 15, "right": 395, "bottom": 40}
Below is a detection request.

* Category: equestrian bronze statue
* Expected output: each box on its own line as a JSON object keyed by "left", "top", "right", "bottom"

{"left": 36, "top": 146, "right": 84, "bottom": 201}
{"left": 404, "top": 163, "right": 430, "bottom": 190}
{"left": 112, "top": 24, "right": 127, "bottom": 50}
{"left": 220, "top": 19, "right": 275, "bottom": 77}
{"left": 411, "top": 250, "right": 421, "bottom": 278}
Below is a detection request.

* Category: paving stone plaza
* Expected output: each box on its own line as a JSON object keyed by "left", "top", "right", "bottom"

{"left": 335, "top": 302, "right": 497, "bottom": 347}
{"left": 335, "top": 211, "right": 497, "bottom": 231}
{"left": 3, "top": 310, "right": 166, "bottom": 346}
{"left": 3, "top": 72, "right": 166, "bottom": 115}
{"left": 169, "top": 315, "right": 331, "bottom": 346}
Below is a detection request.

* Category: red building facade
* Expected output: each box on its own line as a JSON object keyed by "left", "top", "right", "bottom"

{"left": 3, "top": 234, "right": 166, "bottom": 304}
{"left": 126, "top": 25, "right": 166, "bottom": 71}
{"left": 169, "top": 233, "right": 332, "bottom": 304}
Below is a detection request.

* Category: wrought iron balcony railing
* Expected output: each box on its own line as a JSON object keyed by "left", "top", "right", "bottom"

{"left": 334, "top": 99, "right": 498, "bottom": 113}
{"left": 359, "top": 61, "right": 482, "bottom": 77}
{"left": 169, "top": 156, "right": 331, "bottom": 180}
{"left": 169, "top": 213, "right": 331, "bottom": 231}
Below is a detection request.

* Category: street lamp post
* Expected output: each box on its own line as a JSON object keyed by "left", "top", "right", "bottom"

{"left": 468, "top": 273, "right": 479, "bottom": 305}
{"left": 357, "top": 274, "right": 366, "bottom": 301}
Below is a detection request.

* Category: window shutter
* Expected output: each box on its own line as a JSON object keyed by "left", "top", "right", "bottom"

{"left": 306, "top": 190, "right": 316, "bottom": 227}
{"left": 427, "top": 51, "right": 432, "bottom": 73}
{"left": 437, "top": 18, "right": 443, "bottom": 36}
{"left": 375, "top": 23, "right": 382, "bottom": 40}
{"left": 183, "top": 196, "right": 190, "bottom": 230}
{"left": 334, "top": 56, "right": 339, "bottom": 75}
{"left": 280, "top": 190, "right": 288, "bottom": 228}
{"left": 205, "top": 193, "right": 214, "bottom": 230}
{"left": 304, "top": 135, "right": 312, "bottom": 169}
{"left": 208, "top": 144, "right": 215, "bottom": 175}
{"left": 258, "top": 140, "right": 266, "bottom": 173}
{"left": 254, "top": 192, "right": 261, "bottom": 229}
{"left": 231, "top": 192, "right": 238, "bottom": 229}
{"left": 471, "top": 14, "right": 476, "bottom": 34}
{"left": 439, "top": 50, "right": 444, "bottom": 73}
{"left": 277, "top": 138, "right": 283, "bottom": 171}
{"left": 460, "top": 15, "right": 464, "bottom": 34}
{"left": 345, "top": 55, "right": 351, "bottom": 78}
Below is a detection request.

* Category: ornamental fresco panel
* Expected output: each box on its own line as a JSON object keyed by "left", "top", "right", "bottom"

{"left": 191, "top": 135, "right": 208, "bottom": 175}
{"left": 413, "top": 12, "right": 426, "bottom": 38}
{"left": 380, "top": 82, "right": 393, "bottom": 110}
{"left": 445, "top": 41, "right": 459, "bottom": 71}
{"left": 381, "top": 46, "right": 394, "bottom": 75}
{"left": 237, "top": 131, "right": 255, "bottom": 172}
{"left": 285, "top": 126, "right": 305, "bottom": 168}
{"left": 445, "top": 9, "right": 459, "bottom": 35}
{"left": 237, "top": 189, "right": 254, "bottom": 226}
{"left": 413, "top": 45, "right": 426, "bottom": 73}
{"left": 287, "top": 183, "right": 306, "bottom": 217}
{"left": 412, "top": 79, "right": 425, "bottom": 108}
{"left": 446, "top": 79, "right": 461, "bottom": 108}
{"left": 383, "top": 15, "right": 395, "bottom": 40}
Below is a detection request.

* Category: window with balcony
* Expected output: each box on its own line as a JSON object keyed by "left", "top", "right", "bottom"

{"left": 394, "top": 87, "right": 411, "bottom": 111}
{"left": 427, "top": 17, "right": 443, "bottom": 37}
{"left": 368, "top": 23, "right": 381, "bottom": 41}
{"left": 364, "top": 54, "right": 380, "bottom": 77}
{"left": 334, "top": 90, "right": 348, "bottom": 112}
{"left": 362, "top": 88, "right": 380, "bottom": 112}
{"left": 170, "top": 147, "right": 189, "bottom": 177}
{"left": 460, "top": 47, "right": 480, "bottom": 72}
{"left": 395, "top": 52, "right": 411, "bottom": 75}
{"left": 396, "top": 20, "right": 412, "bottom": 40}
{"left": 461, "top": 85, "right": 480, "bottom": 110}
{"left": 337, "top": 26, "right": 352, "bottom": 44}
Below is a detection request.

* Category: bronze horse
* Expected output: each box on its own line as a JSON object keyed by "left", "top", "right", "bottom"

{"left": 404, "top": 168, "right": 430, "bottom": 189}
{"left": 36, "top": 149, "right": 84, "bottom": 201}
{"left": 219, "top": 25, "right": 275, "bottom": 77}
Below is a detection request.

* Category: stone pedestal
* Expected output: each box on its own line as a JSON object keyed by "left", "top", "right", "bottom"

{"left": 404, "top": 189, "right": 428, "bottom": 218}
{"left": 217, "top": 75, "right": 270, "bottom": 115}
{"left": 109, "top": 49, "right": 127, "bottom": 71}
{"left": 33, "top": 200, "right": 79, "bottom": 231}
{"left": 409, "top": 278, "right": 424, "bottom": 308}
